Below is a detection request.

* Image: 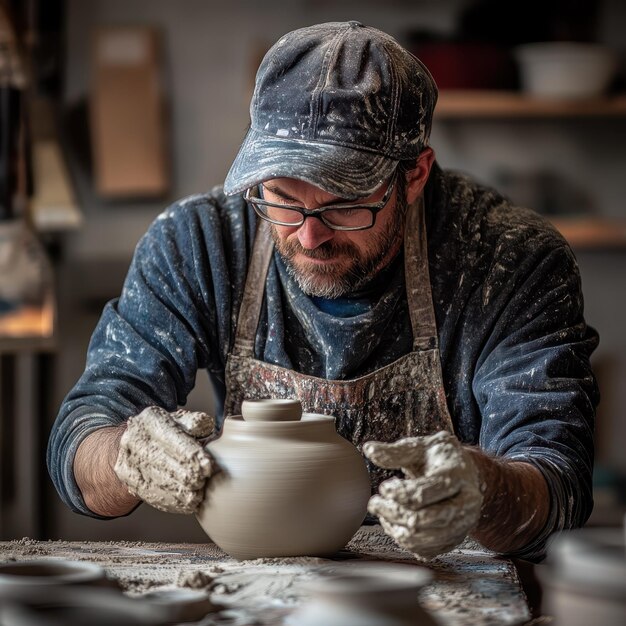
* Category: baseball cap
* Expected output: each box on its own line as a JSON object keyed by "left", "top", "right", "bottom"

{"left": 223, "top": 21, "right": 438, "bottom": 200}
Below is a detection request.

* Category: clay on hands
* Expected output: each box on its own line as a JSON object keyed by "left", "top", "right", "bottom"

{"left": 364, "top": 431, "right": 483, "bottom": 559}
{"left": 114, "top": 407, "right": 216, "bottom": 514}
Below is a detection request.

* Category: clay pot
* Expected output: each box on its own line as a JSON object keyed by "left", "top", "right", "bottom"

{"left": 0, "top": 560, "right": 112, "bottom": 604}
{"left": 0, "top": 564, "right": 215, "bottom": 626}
{"left": 0, "top": 587, "right": 178, "bottom": 626}
{"left": 538, "top": 526, "right": 625, "bottom": 626}
{"left": 287, "top": 562, "right": 438, "bottom": 626}
{"left": 196, "top": 399, "right": 371, "bottom": 560}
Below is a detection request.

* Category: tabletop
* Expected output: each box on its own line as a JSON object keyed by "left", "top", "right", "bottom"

{"left": 0, "top": 526, "right": 532, "bottom": 625}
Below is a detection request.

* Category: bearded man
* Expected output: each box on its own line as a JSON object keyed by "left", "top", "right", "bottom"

{"left": 48, "top": 21, "right": 598, "bottom": 562}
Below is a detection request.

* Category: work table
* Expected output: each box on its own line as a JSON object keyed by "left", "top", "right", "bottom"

{"left": 0, "top": 526, "right": 533, "bottom": 625}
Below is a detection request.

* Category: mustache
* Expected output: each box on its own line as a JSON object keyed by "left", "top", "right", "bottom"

{"left": 280, "top": 239, "right": 356, "bottom": 260}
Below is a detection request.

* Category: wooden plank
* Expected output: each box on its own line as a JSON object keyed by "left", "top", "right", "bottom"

{"left": 550, "top": 217, "right": 626, "bottom": 249}
{"left": 0, "top": 292, "right": 56, "bottom": 352}
{"left": 435, "top": 90, "right": 626, "bottom": 119}
{"left": 90, "top": 26, "right": 169, "bottom": 198}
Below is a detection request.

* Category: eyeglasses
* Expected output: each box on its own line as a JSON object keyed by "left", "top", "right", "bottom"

{"left": 244, "top": 171, "right": 397, "bottom": 231}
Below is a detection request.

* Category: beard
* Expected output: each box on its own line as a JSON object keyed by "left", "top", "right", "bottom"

{"left": 271, "top": 189, "right": 408, "bottom": 299}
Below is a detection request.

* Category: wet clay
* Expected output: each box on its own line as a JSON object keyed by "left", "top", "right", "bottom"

{"left": 365, "top": 431, "right": 483, "bottom": 559}
{"left": 196, "top": 400, "right": 371, "bottom": 559}
{"left": 114, "top": 407, "right": 214, "bottom": 514}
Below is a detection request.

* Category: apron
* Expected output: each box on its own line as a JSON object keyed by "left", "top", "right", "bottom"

{"left": 223, "top": 197, "right": 454, "bottom": 491}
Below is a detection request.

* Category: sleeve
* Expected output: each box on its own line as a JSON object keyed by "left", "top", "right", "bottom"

{"left": 472, "top": 239, "right": 599, "bottom": 561}
{"left": 46, "top": 197, "right": 245, "bottom": 517}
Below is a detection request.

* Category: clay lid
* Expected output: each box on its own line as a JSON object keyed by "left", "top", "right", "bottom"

{"left": 241, "top": 399, "right": 303, "bottom": 422}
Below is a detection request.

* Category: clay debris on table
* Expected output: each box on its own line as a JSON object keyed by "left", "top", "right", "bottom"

{"left": 0, "top": 527, "right": 531, "bottom": 625}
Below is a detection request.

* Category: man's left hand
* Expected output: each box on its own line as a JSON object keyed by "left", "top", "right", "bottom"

{"left": 363, "top": 431, "right": 483, "bottom": 560}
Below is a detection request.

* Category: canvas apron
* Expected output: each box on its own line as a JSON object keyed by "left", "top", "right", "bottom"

{"left": 223, "top": 198, "right": 454, "bottom": 490}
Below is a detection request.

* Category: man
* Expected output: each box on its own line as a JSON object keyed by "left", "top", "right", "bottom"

{"left": 47, "top": 21, "right": 598, "bottom": 561}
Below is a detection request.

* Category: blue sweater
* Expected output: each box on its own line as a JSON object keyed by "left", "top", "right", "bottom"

{"left": 47, "top": 165, "right": 599, "bottom": 558}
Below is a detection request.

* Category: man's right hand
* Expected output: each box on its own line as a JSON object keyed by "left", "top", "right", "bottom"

{"left": 113, "top": 407, "right": 217, "bottom": 514}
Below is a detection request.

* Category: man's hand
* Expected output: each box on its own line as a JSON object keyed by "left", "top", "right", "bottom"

{"left": 114, "top": 407, "right": 216, "bottom": 514}
{"left": 363, "top": 431, "right": 483, "bottom": 560}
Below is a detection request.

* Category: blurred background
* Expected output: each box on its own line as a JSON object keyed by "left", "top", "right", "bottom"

{"left": 0, "top": 0, "right": 625, "bottom": 543}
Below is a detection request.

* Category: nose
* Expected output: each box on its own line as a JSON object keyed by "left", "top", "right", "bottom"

{"left": 296, "top": 216, "right": 335, "bottom": 250}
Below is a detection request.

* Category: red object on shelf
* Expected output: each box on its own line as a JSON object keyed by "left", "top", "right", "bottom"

{"left": 411, "top": 42, "right": 516, "bottom": 90}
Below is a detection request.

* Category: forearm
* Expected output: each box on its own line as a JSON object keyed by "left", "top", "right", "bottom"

{"left": 466, "top": 447, "right": 550, "bottom": 554}
{"left": 74, "top": 425, "right": 140, "bottom": 517}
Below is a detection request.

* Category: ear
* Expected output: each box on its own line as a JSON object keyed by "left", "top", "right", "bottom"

{"left": 404, "top": 147, "right": 435, "bottom": 205}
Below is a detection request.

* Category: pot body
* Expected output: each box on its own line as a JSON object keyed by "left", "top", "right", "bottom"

{"left": 196, "top": 413, "right": 371, "bottom": 559}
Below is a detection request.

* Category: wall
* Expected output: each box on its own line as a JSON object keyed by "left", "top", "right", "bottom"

{"left": 47, "top": 0, "right": 626, "bottom": 540}
{"left": 60, "top": 0, "right": 463, "bottom": 261}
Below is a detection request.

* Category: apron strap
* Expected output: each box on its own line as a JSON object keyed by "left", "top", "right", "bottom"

{"left": 404, "top": 197, "right": 439, "bottom": 350}
{"left": 232, "top": 219, "right": 274, "bottom": 357}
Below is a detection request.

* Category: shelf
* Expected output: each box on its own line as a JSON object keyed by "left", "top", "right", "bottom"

{"left": 549, "top": 217, "right": 626, "bottom": 250}
{"left": 435, "top": 90, "right": 626, "bottom": 119}
{"left": 431, "top": 92, "right": 626, "bottom": 249}
{"left": 0, "top": 292, "right": 56, "bottom": 352}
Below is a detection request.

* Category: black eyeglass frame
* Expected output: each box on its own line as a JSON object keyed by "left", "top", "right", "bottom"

{"left": 244, "top": 170, "right": 398, "bottom": 232}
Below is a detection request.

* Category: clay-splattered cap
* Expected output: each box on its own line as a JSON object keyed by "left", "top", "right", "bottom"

{"left": 224, "top": 21, "right": 438, "bottom": 200}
